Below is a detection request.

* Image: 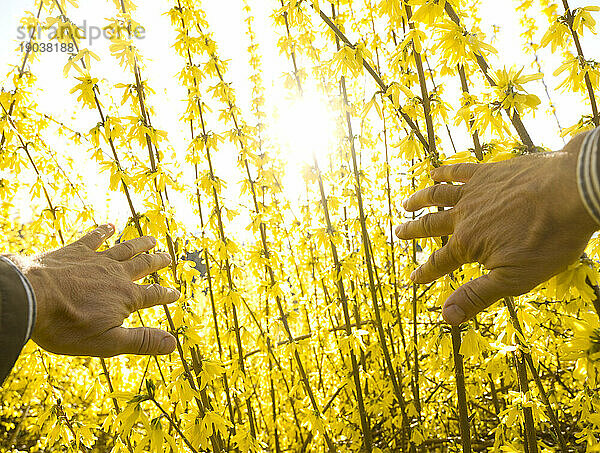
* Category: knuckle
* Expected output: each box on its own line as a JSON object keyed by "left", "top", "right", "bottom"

{"left": 92, "top": 260, "right": 115, "bottom": 276}
{"left": 122, "top": 241, "right": 136, "bottom": 256}
{"left": 470, "top": 164, "right": 488, "bottom": 182}
{"left": 140, "top": 253, "right": 154, "bottom": 267}
{"left": 137, "top": 328, "right": 153, "bottom": 355}
{"left": 75, "top": 239, "right": 92, "bottom": 251}
{"left": 497, "top": 269, "right": 531, "bottom": 295}
{"left": 453, "top": 184, "right": 463, "bottom": 203}
{"left": 125, "top": 285, "right": 141, "bottom": 309}
{"left": 461, "top": 284, "right": 488, "bottom": 311}
{"left": 421, "top": 213, "right": 434, "bottom": 236}
{"left": 100, "top": 254, "right": 123, "bottom": 272}
{"left": 428, "top": 249, "right": 439, "bottom": 269}
{"left": 452, "top": 198, "right": 466, "bottom": 217}
{"left": 451, "top": 232, "right": 468, "bottom": 261}
{"left": 428, "top": 184, "right": 440, "bottom": 204}
{"left": 108, "top": 261, "right": 125, "bottom": 276}
{"left": 448, "top": 165, "right": 459, "bottom": 179}
{"left": 447, "top": 242, "right": 462, "bottom": 266}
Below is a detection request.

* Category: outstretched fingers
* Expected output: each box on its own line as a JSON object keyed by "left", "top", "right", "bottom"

{"left": 442, "top": 270, "right": 507, "bottom": 325}
{"left": 395, "top": 211, "right": 454, "bottom": 239}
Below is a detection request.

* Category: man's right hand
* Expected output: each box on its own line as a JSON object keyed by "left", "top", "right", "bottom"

{"left": 9, "top": 224, "right": 179, "bottom": 357}
{"left": 396, "top": 132, "right": 599, "bottom": 325}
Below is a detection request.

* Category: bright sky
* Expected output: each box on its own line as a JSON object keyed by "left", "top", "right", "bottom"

{"left": 0, "top": 0, "right": 599, "bottom": 234}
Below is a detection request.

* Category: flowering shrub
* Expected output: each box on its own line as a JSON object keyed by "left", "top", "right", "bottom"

{"left": 0, "top": 0, "right": 599, "bottom": 451}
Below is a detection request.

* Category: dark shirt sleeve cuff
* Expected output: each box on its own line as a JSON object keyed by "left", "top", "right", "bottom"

{"left": 577, "top": 127, "right": 600, "bottom": 227}
{"left": 0, "top": 256, "right": 37, "bottom": 384}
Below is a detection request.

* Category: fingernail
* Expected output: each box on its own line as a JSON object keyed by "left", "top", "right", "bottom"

{"left": 402, "top": 198, "right": 408, "bottom": 210}
{"left": 410, "top": 270, "right": 417, "bottom": 281}
{"left": 159, "top": 335, "right": 176, "bottom": 354}
{"left": 443, "top": 304, "right": 466, "bottom": 325}
{"left": 148, "top": 236, "right": 157, "bottom": 246}
{"left": 161, "top": 252, "right": 172, "bottom": 262}
{"left": 97, "top": 224, "right": 113, "bottom": 239}
{"left": 168, "top": 288, "right": 181, "bottom": 299}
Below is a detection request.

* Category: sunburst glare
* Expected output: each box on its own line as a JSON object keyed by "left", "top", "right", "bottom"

{"left": 268, "top": 91, "right": 339, "bottom": 199}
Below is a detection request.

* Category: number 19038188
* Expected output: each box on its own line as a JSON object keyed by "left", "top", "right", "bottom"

{"left": 20, "top": 42, "right": 75, "bottom": 53}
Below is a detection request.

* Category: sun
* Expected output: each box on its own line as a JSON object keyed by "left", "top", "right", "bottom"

{"left": 267, "top": 90, "right": 339, "bottom": 201}
{"left": 270, "top": 93, "right": 338, "bottom": 161}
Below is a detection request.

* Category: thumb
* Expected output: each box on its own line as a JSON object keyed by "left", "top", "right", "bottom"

{"left": 442, "top": 270, "right": 506, "bottom": 325}
{"left": 109, "top": 327, "right": 177, "bottom": 356}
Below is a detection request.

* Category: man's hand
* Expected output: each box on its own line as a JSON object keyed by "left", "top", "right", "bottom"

{"left": 9, "top": 224, "right": 179, "bottom": 357}
{"left": 396, "top": 132, "right": 599, "bottom": 325}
